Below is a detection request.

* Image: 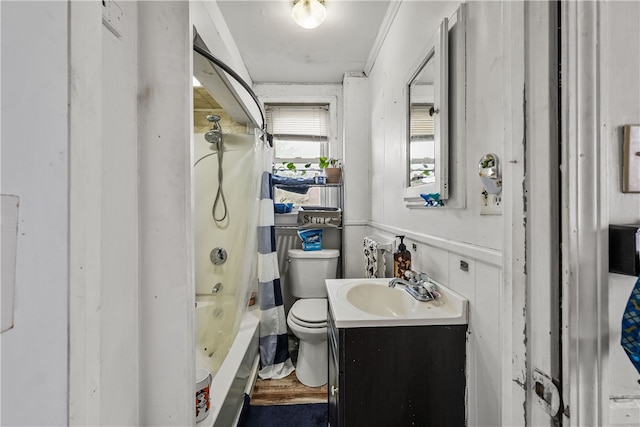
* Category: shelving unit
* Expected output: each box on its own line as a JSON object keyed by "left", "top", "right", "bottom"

{"left": 273, "top": 180, "right": 344, "bottom": 277}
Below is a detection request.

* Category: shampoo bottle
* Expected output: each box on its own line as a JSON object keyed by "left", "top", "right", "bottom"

{"left": 393, "top": 235, "right": 412, "bottom": 278}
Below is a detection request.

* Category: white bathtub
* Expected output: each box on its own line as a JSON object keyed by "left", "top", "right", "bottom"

{"left": 196, "top": 305, "right": 260, "bottom": 427}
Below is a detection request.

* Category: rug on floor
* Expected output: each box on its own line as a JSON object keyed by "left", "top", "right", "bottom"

{"left": 237, "top": 394, "right": 327, "bottom": 427}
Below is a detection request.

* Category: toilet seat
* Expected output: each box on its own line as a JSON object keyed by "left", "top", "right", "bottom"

{"left": 289, "top": 299, "right": 327, "bottom": 329}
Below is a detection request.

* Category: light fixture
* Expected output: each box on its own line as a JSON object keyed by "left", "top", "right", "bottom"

{"left": 292, "top": 0, "right": 326, "bottom": 30}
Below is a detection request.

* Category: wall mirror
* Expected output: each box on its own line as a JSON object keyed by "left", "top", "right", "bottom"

{"left": 405, "top": 18, "right": 448, "bottom": 203}
{"left": 404, "top": 3, "right": 465, "bottom": 208}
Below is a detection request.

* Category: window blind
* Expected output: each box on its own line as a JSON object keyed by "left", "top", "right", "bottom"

{"left": 410, "top": 104, "right": 435, "bottom": 137}
{"left": 266, "top": 105, "right": 329, "bottom": 140}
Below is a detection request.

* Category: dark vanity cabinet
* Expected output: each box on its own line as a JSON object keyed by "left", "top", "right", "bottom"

{"left": 327, "top": 304, "right": 467, "bottom": 427}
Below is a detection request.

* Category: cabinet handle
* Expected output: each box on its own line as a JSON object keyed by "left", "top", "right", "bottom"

{"left": 331, "top": 385, "right": 339, "bottom": 396}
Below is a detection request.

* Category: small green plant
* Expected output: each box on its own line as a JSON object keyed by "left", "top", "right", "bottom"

{"left": 318, "top": 157, "right": 341, "bottom": 169}
{"left": 281, "top": 161, "right": 311, "bottom": 175}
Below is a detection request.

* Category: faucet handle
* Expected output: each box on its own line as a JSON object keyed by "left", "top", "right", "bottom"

{"left": 404, "top": 270, "right": 422, "bottom": 285}
{"left": 417, "top": 272, "right": 430, "bottom": 282}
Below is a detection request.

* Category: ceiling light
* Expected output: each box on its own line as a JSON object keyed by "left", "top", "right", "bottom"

{"left": 292, "top": 0, "right": 326, "bottom": 30}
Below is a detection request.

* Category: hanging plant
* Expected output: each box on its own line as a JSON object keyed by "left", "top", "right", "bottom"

{"left": 281, "top": 161, "right": 311, "bottom": 175}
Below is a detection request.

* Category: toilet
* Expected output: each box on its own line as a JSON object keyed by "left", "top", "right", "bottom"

{"left": 286, "top": 248, "right": 339, "bottom": 387}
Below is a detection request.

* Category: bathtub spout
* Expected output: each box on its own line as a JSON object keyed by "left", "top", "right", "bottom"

{"left": 195, "top": 282, "right": 223, "bottom": 297}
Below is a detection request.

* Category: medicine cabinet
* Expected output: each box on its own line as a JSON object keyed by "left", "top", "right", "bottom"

{"left": 404, "top": 4, "right": 466, "bottom": 208}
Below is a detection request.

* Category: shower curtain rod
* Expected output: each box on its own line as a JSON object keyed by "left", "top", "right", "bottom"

{"left": 193, "top": 36, "right": 273, "bottom": 147}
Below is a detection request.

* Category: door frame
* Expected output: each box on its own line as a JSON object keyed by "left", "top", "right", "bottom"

{"left": 560, "top": 1, "right": 608, "bottom": 425}
{"left": 525, "top": 1, "right": 563, "bottom": 425}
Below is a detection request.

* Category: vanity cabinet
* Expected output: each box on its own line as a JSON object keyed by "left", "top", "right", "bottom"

{"left": 327, "top": 303, "right": 467, "bottom": 427}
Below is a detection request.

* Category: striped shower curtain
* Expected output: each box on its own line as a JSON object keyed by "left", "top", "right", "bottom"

{"left": 257, "top": 132, "right": 295, "bottom": 379}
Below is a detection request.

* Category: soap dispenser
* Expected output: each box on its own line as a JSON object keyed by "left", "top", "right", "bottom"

{"left": 393, "top": 235, "right": 412, "bottom": 278}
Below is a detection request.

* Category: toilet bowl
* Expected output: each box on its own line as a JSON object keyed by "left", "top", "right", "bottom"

{"left": 285, "top": 248, "right": 339, "bottom": 388}
{"left": 287, "top": 298, "right": 327, "bottom": 387}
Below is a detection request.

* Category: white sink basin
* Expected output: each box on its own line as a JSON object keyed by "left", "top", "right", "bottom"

{"left": 346, "top": 284, "right": 418, "bottom": 317}
{"left": 326, "top": 278, "right": 468, "bottom": 328}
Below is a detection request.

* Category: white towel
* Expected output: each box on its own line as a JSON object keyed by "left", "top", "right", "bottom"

{"left": 363, "top": 236, "right": 379, "bottom": 278}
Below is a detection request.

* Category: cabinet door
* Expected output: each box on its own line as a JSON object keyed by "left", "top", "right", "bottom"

{"left": 327, "top": 310, "right": 341, "bottom": 426}
{"left": 328, "top": 336, "right": 339, "bottom": 426}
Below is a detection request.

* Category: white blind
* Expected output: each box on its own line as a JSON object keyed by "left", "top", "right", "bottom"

{"left": 266, "top": 105, "right": 329, "bottom": 140}
{"left": 410, "top": 104, "right": 435, "bottom": 137}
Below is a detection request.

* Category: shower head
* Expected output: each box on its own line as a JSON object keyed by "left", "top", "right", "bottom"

{"left": 205, "top": 129, "right": 222, "bottom": 144}
{"left": 204, "top": 114, "right": 222, "bottom": 144}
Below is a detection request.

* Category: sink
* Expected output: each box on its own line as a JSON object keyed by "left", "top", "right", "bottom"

{"left": 326, "top": 278, "right": 468, "bottom": 328}
{"left": 346, "top": 284, "right": 418, "bottom": 317}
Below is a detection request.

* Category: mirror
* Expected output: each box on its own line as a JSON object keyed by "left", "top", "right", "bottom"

{"left": 405, "top": 18, "right": 448, "bottom": 203}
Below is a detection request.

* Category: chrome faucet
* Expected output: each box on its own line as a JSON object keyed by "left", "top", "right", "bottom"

{"left": 388, "top": 271, "right": 436, "bottom": 302}
{"left": 388, "top": 277, "right": 413, "bottom": 288}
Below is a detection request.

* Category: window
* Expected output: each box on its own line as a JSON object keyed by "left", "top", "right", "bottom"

{"left": 267, "top": 104, "right": 330, "bottom": 205}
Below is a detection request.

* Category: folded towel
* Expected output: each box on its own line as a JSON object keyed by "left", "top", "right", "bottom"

{"left": 363, "top": 236, "right": 379, "bottom": 278}
{"left": 621, "top": 275, "right": 640, "bottom": 374}
{"left": 272, "top": 175, "right": 313, "bottom": 194}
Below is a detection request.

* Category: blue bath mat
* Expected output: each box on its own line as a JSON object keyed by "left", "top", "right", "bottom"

{"left": 238, "top": 394, "right": 327, "bottom": 427}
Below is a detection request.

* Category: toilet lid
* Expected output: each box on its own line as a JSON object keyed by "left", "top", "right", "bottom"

{"left": 287, "top": 249, "right": 340, "bottom": 259}
{"left": 290, "top": 299, "right": 327, "bottom": 326}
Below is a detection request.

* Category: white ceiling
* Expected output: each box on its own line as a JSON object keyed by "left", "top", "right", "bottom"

{"left": 216, "top": 0, "right": 393, "bottom": 84}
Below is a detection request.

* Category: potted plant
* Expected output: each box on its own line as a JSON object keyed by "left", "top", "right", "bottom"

{"left": 319, "top": 157, "right": 342, "bottom": 184}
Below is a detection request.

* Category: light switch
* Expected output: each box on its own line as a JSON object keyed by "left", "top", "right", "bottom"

{"left": 623, "top": 125, "right": 640, "bottom": 193}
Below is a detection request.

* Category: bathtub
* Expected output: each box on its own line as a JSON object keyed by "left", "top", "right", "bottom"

{"left": 196, "top": 303, "right": 260, "bottom": 427}
{"left": 193, "top": 132, "right": 261, "bottom": 425}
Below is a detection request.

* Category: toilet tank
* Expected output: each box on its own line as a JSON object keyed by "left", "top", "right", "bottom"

{"left": 287, "top": 249, "right": 340, "bottom": 298}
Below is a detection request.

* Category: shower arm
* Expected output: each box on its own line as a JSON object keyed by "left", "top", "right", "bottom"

{"left": 192, "top": 40, "right": 273, "bottom": 147}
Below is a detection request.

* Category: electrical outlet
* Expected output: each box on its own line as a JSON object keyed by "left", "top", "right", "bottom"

{"left": 480, "top": 187, "right": 502, "bottom": 215}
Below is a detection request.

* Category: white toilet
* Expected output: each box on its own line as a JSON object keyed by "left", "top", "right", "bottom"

{"left": 286, "top": 248, "right": 339, "bottom": 387}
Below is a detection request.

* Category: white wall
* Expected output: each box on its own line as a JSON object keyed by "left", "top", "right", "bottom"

{"left": 363, "top": 2, "right": 520, "bottom": 426}
{"left": 0, "top": 2, "right": 70, "bottom": 425}
{"left": 68, "top": 1, "right": 143, "bottom": 424}
{"left": 137, "top": 2, "right": 194, "bottom": 425}
{"left": 342, "top": 74, "right": 371, "bottom": 279}
{"left": 99, "top": 1, "right": 140, "bottom": 423}
{"left": 0, "top": 1, "right": 195, "bottom": 425}
{"left": 602, "top": 2, "right": 640, "bottom": 424}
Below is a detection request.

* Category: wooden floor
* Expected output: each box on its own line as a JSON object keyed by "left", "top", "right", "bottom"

{"left": 250, "top": 372, "right": 328, "bottom": 406}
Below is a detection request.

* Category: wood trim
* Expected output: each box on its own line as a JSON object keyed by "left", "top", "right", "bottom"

{"left": 368, "top": 221, "right": 502, "bottom": 267}
{"left": 500, "top": 2, "right": 527, "bottom": 425}
{"left": 524, "top": 1, "right": 562, "bottom": 424}
{"left": 561, "top": 1, "right": 607, "bottom": 425}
